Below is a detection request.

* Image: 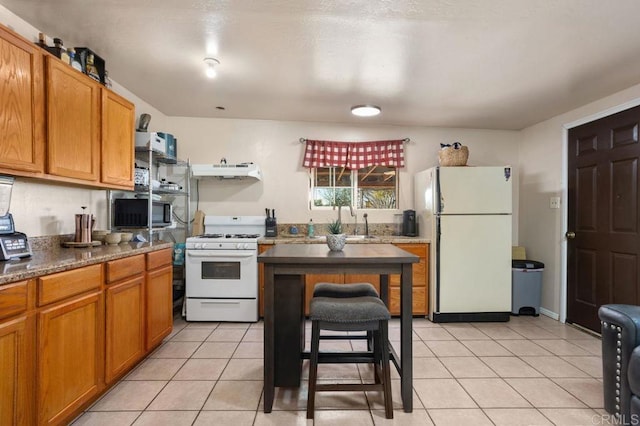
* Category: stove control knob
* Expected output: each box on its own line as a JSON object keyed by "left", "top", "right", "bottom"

{"left": 194, "top": 243, "right": 203, "bottom": 249}
{"left": 237, "top": 243, "right": 246, "bottom": 250}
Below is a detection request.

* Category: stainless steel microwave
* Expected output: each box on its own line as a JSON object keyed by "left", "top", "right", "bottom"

{"left": 113, "top": 199, "right": 172, "bottom": 227}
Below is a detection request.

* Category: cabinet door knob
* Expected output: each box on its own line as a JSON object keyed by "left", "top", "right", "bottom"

{"left": 565, "top": 231, "right": 576, "bottom": 239}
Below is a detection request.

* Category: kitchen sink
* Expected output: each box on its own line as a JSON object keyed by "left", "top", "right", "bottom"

{"left": 313, "top": 235, "right": 378, "bottom": 241}
{"left": 346, "top": 235, "right": 377, "bottom": 241}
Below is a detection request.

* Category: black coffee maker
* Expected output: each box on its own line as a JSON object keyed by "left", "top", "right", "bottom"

{"left": 265, "top": 208, "right": 277, "bottom": 237}
{"left": 402, "top": 209, "right": 417, "bottom": 237}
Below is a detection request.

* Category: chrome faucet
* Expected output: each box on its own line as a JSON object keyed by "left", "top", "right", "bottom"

{"left": 349, "top": 205, "right": 358, "bottom": 235}
{"left": 363, "top": 213, "right": 369, "bottom": 237}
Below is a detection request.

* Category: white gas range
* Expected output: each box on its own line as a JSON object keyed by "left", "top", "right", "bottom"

{"left": 185, "top": 215, "right": 264, "bottom": 322}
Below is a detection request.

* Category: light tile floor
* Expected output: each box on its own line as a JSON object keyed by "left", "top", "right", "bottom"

{"left": 72, "top": 315, "right": 611, "bottom": 425}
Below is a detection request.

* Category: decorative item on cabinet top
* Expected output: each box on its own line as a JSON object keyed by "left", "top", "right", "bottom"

{"left": 35, "top": 34, "right": 109, "bottom": 86}
{"left": 438, "top": 141, "right": 469, "bottom": 167}
{"left": 74, "top": 47, "right": 106, "bottom": 85}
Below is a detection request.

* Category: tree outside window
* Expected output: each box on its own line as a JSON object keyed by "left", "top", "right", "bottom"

{"left": 311, "top": 166, "right": 397, "bottom": 209}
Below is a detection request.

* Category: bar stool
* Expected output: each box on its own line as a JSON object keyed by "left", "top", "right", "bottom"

{"left": 307, "top": 295, "right": 393, "bottom": 419}
{"left": 312, "top": 282, "right": 379, "bottom": 348}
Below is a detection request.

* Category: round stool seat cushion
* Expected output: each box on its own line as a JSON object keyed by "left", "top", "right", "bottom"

{"left": 310, "top": 296, "right": 390, "bottom": 323}
{"left": 313, "top": 282, "right": 378, "bottom": 298}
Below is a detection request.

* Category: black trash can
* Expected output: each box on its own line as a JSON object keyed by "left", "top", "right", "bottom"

{"left": 511, "top": 259, "right": 545, "bottom": 316}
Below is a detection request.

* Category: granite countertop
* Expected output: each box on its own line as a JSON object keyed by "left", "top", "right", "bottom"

{"left": 0, "top": 241, "right": 174, "bottom": 286}
{"left": 258, "top": 235, "right": 430, "bottom": 245}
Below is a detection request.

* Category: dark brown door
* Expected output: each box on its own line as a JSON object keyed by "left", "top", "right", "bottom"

{"left": 567, "top": 105, "right": 640, "bottom": 332}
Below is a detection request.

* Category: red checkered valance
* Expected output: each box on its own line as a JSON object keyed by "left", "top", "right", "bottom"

{"left": 302, "top": 139, "right": 405, "bottom": 169}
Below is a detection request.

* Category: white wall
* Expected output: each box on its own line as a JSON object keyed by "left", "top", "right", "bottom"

{"left": 519, "top": 82, "right": 640, "bottom": 318}
{"left": 1, "top": 6, "right": 169, "bottom": 236}
{"left": 165, "top": 117, "right": 520, "bottom": 238}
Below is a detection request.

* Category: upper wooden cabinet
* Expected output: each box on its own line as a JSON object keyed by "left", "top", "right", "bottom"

{"left": 101, "top": 89, "right": 134, "bottom": 188}
{"left": 0, "top": 25, "right": 45, "bottom": 174}
{"left": 46, "top": 58, "right": 101, "bottom": 182}
{"left": 0, "top": 23, "right": 134, "bottom": 189}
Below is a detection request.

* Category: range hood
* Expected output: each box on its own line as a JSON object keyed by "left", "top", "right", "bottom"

{"left": 191, "top": 163, "right": 262, "bottom": 180}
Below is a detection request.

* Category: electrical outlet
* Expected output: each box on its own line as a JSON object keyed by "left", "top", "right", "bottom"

{"left": 550, "top": 197, "right": 560, "bottom": 209}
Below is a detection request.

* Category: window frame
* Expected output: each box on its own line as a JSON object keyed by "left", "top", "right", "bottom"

{"left": 309, "top": 166, "right": 399, "bottom": 210}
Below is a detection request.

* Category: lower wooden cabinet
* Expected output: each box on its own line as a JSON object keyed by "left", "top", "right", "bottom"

{"left": 37, "top": 291, "right": 104, "bottom": 426}
{"left": 389, "top": 286, "right": 427, "bottom": 315}
{"left": 389, "top": 243, "right": 429, "bottom": 315}
{"left": 258, "top": 242, "right": 429, "bottom": 317}
{"left": 0, "top": 314, "right": 34, "bottom": 426}
{"left": 145, "top": 249, "right": 173, "bottom": 350}
{"left": 105, "top": 276, "right": 145, "bottom": 383}
{"left": 105, "top": 255, "right": 146, "bottom": 384}
{"left": 0, "top": 247, "right": 177, "bottom": 425}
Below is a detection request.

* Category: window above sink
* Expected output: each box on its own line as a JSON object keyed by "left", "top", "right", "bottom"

{"left": 309, "top": 166, "right": 398, "bottom": 210}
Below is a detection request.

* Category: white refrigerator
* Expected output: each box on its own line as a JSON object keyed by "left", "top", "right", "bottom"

{"left": 414, "top": 166, "right": 513, "bottom": 322}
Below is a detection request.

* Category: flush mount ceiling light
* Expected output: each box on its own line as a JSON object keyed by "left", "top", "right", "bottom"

{"left": 203, "top": 57, "right": 220, "bottom": 78}
{"left": 351, "top": 104, "right": 381, "bottom": 117}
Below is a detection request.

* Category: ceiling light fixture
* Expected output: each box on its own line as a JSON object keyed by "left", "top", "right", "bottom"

{"left": 351, "top": 104, "right": 381, "bottom": 117}
{"left": 203, "top": 57, "right": 220, "bottom": 78}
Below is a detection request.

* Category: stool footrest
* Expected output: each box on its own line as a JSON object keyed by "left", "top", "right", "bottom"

{"left": 316, "top": 383, "right": 384, "bottom": 392}
{"left": 318, "top": 352, "right": 374, "bottom": 363}
{"left": 319, "top": 334, "right": 369, "bottom": 340}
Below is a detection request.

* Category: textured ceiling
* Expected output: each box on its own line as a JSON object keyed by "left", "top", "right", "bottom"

{"left": 3, "top": 0, "right": 640, "bottom": 130}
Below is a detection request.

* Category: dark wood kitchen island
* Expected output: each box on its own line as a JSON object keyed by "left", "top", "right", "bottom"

{"left": 258, "top": 243, "right": 419, "bottom": 413}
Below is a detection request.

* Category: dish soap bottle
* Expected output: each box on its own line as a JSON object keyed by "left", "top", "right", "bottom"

{"left": 307, "top": 219, "right": 314, "bottom": 238}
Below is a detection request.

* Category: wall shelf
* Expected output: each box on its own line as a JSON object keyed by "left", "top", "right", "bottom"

{"left": 107, "top": 147, "right": 191, "bottom": 242}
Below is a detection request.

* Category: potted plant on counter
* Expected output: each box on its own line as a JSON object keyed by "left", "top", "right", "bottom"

{"left": 326, "top": 219, "right": 346, "bottom": 251}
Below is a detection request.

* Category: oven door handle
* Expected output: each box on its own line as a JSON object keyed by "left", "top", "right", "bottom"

{"left": 187, "top": 251, "right": 255, "bottom": 259}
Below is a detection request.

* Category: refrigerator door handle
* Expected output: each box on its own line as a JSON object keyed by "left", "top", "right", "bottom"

{"left": 435, "top": 215, "right": 441, "bottom": 313}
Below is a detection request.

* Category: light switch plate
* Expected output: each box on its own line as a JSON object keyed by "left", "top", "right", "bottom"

{"left": 550, "top": 197, "right": 560, "bottom": 209}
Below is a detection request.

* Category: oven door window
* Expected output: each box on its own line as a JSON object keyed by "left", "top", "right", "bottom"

{"left": 201, "top": 260, "right": 241, "bottom": 280}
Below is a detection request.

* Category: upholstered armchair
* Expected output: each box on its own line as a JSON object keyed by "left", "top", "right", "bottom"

{"left": 599, "top": 304, "right": 640, "bottom": 425}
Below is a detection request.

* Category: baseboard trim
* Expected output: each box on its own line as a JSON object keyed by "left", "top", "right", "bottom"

{"left": 539, "top": 307, "right": 559, "bottom": 320}
{"left": 431, "top": 312, "right": 510, "bottom": 323}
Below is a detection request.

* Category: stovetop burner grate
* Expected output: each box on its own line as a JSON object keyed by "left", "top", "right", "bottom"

{"left": 194, "top": 233, "right": 261, "bottom": 240}
{"left": 227, "top": 233, "right": 261, "bottom": 239}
